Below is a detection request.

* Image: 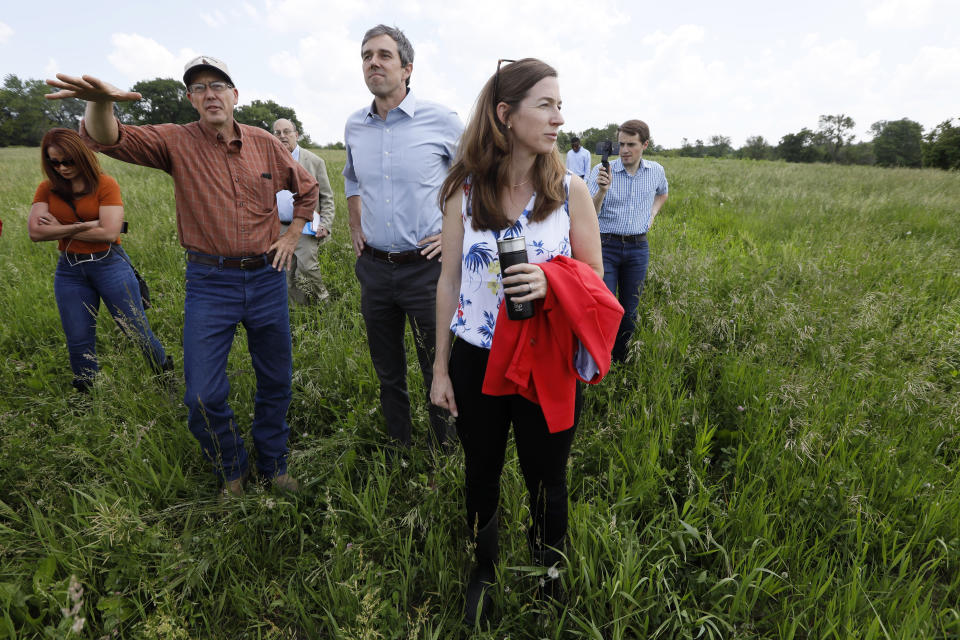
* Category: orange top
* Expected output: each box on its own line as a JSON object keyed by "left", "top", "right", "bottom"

{"left": 33, "top": 174, "right": 123, "bottom": 253}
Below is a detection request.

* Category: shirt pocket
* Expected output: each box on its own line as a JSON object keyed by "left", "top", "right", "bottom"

{"left": 251, "top": 171, "right": 277, "bottom": 215}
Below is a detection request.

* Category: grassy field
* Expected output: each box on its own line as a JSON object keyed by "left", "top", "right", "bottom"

{"left": 1, "top": 146, "right": 959, "bottom": 639}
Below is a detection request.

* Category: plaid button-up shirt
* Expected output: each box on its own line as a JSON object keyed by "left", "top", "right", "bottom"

{"left": 587, "top": 158, "right": 668, "bottom": 235}
{"left": 81, "top": 118, "right": 319, "bottom": 257}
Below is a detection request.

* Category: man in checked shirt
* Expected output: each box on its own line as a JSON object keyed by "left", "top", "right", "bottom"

{"left": 46, "top": 56, "right": 319, "bottom": 498}
{"left": 587, "top": 119, "right": 668, "bottom": 364}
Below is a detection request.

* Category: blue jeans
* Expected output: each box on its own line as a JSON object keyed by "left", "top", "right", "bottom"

{"left": 53, "top": 250, "right": 167, "bottom": 389}
{"left": 183, "top": 257, "right": 292, "bottom": 482}
{"left": 601, "top": 236, "right": 649, "bottom": 362}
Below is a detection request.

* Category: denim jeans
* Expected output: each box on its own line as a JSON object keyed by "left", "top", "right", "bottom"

{"left": 601, "top": 236, "right": 650, "bottom": 362}
{"left": 53, "top": 250, "right": 167, "bottom": 389}
{"left": 183, "top": 257, "right": 292, "bottom": 482}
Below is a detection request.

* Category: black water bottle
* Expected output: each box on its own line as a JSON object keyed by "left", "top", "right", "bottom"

{"left": 497, "top": 236, "right": 535, "bottom": 320}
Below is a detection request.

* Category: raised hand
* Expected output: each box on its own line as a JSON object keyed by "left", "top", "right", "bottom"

{"left": 45, "top": 74, "right": 142, "bottom": 103}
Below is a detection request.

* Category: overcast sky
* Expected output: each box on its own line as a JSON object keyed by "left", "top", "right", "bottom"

{"left": 2, "top": 0, "right": 958, "bottom": 148}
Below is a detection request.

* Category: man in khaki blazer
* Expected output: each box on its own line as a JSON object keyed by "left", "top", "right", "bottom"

{"left": 273, "top": 118, "right": 336, "bottom": 305}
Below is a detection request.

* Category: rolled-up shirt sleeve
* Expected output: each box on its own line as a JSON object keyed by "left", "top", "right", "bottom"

{"left": 657, "top": 171, "right": 669, "bottom": 195}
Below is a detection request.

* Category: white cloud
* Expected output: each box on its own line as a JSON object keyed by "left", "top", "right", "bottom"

{"left": 262, "top": 26, "right": 367, "bottom": 144}
{"left": 867, "top": 0, "right": 937, "bottom": 28}
{"left": 881, "top": 45, "right": 960, "bottom": 128}
{"left": 106, "top": 34, "right": 197, "bottom": 82}
{"left": 730, "top": 37, "right": 884, "bottom": 144}
{"left": 263, "top": 0, "right": 370, "bottom": 33}
{"left": 643, "top": 24, "right": 706, "bottom": 51}
{"left": 895, "top": 45, "right": 960, "bottom": 84}
{"left": 241, "top": 2, "right": 259, "bottom": 19}
{"left": 43, "top": 57, "right": 59, "bottom": 79}
{"left": 0, "top": 21, "right": 12, "bottom": 44}
{"left": 201, "top": 11, "right": 227, "bottom": 28}
{"left": 268, "top": 50, "right": 302, "bottom": 79}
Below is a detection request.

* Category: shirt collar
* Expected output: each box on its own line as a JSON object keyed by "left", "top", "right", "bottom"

{"left": 612, "top": 157, "right": 648, "bottom": 173}
{"left": 365, "top": 89, "right": 417, "bottom": 122}
{"left": 291, "top": 145, "right": 300, "bottom": 161}
{"left": 197, "top": 119, "right": 243, "bottom": 150}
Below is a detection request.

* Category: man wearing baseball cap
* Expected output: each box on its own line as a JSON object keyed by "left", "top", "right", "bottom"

{"left": 46, "top": 56, "right": 320, "bottom": 499}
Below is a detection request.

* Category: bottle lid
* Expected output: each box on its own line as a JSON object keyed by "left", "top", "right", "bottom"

{"left": 497, "top": 236, "right": 526, "bottom": 253}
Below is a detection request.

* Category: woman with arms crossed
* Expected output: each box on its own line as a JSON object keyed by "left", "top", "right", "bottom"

{"left": 28, "top": 128, "right": 170, "bottom": 393}
{"left": 431, "top": 58, "right": 603, "bottom": 625}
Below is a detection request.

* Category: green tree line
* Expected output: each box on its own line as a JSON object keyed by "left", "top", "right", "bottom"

{"left": 0, "top": 74, "right": 316, "bottom": 147}
{"left": 6, "top": 73, "right": 958, "bottom": 169}
{"left": 562, "top": 113, "right": 960, "bottom": 171}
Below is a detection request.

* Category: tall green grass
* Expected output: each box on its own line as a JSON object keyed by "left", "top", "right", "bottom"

{"left": 1, "top": 148, "right": 958, "bottom": 638}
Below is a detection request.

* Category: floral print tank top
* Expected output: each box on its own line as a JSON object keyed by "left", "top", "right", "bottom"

{"left": 451, "top": 173, "right": 573, "bottom": 349}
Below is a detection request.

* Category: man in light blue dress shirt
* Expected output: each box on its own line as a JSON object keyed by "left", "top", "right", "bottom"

{"left": 587, "top": 119, "right": 668, "bottom": 363}
{"left": 565, "top": 136, "right": 591, "bottom": 179}
{"left": 343, "top": 24, "right": 463, "bottom": 451}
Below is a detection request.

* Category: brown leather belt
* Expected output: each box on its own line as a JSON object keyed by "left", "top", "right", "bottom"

{"left": 361, "top": 245, "right": 428, "bottom": 265}
{"left": 187, "top": 250, "right": 276, "bottom": 270}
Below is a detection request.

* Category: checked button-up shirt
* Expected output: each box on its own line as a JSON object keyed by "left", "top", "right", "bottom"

{"left": 587, "top": 157, "right": 668, "bottom": 235}
{"left": 81, "top": 118, "right": 319, "bottom": 257}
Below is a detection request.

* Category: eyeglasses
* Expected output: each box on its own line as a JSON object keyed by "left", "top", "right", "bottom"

{"left": 48, "top": 158, "right": 75, "bottom": 168}
{"left": 273, "top": 129, "right": 296, "bottom": 136}
{"left": 493, "top": 58, "right": 516, "bottom": 101}
{"left": 187, "top": 81, "right": 234, "bottom": 94}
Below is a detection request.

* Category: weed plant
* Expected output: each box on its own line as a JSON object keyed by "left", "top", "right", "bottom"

{"left": 1, "top": 148, "right": 959, "bottom": 638}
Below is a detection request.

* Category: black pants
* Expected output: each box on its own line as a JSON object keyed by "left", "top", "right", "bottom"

{"left": 356, "top": 253, "right": 448, "bottom": 447}
{"left": 450, "top": 339, "right": 581, "bottom": 548}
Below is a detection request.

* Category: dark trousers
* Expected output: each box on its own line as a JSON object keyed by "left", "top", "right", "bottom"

{"left": 450, "top": 339, "right": 581, "bottom": 548}
{"left": 355, "top": 253, "right": 448, "bottom": 447}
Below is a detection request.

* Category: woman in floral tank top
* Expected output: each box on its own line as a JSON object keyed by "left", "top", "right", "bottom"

{"left": 432, "top": 58, "right": 602, "bottom": 625}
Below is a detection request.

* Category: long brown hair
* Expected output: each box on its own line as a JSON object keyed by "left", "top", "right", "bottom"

{"left": 41, "top": 128, "right": 102, "bottom": 201}
{"left": 439, "top": 58, "right": 566, "bottom": 230}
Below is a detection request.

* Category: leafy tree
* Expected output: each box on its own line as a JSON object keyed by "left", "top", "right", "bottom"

{"left": 818, "top": 114, "right": 856, "bottom": 162}
{"left": 117, "top": 78, "right": 196, "bottom": 125}
{"left": 234, "top": 100, "right": 306, "bottom": 139}
{"left": 49, "top": 94, "right": 85, "bottom": 131}
{"left": 0, "top": 74, "right": 84, "bottom": 146}
{"left": 922, "top": 118, "right": 960, "bottom": 170}
{"left": 578, "top": 123, "right": 619, "bottom": 156}
{"left": 738, "top": 135, "right": 774, "bottom": 160}
{"left": 777, "top": 128, "right": 824, "bottom": 163}
{"left": 837, "top": 141, "right": 876, "bottom": 166}
{"left": 706, "top": 135, "right": 732, "bottom": 157}
{"left": 870, "top": 119, "right": 923, "bottom": 168}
